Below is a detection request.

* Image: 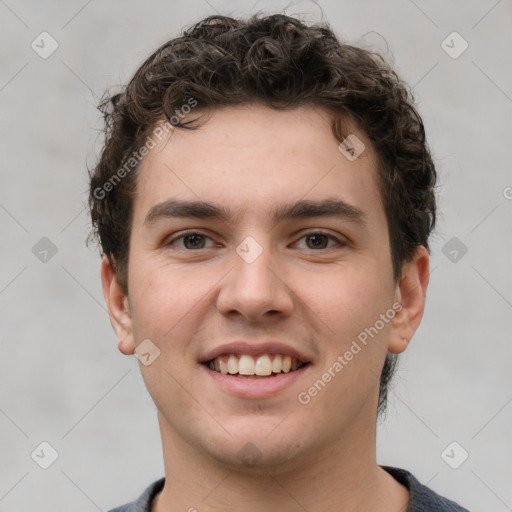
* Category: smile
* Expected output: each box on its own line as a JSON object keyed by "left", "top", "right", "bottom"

{"left": 205, "top": 353, "right": 308, "bottom": 378}
{"left": 202, "top": 356, "right": 311, "bottom": 399}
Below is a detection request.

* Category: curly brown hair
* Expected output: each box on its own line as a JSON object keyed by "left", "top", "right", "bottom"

{"left": 88, "top": 13, "right": 436, "bottom": 416}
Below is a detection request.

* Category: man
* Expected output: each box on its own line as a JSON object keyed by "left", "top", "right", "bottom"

{"left": 89, "top": 12, "right": 470, "bottom": 512}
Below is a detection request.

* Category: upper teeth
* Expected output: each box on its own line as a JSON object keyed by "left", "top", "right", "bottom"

{"left": 207, "top": 354, "right": 302, "bottom": 376}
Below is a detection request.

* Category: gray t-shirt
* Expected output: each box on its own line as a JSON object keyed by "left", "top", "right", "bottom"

{"left": 107, "top": 466, "right": 470, "bottom": 511}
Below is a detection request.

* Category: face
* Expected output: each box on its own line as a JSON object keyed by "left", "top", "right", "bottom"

{"left": 102, "top": 104, "right": 428, "bottom": 472}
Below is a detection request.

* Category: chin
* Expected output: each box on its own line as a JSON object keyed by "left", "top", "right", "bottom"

{"left": 202, "top": 424, "right": 313, "bottom": 474}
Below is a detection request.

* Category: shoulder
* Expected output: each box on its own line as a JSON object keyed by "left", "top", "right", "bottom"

{"left": 106, "top": 477, "right": 165, "bottom": 512}
{"left": 382, "top": 466, "right": 470, "bottom": 512}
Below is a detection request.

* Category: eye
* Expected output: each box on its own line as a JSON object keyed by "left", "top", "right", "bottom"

{"left": 165, "top": 232, "right": 215, "bottom": 250}
{"left": 164, "top": 230, "right": 347, "bottom": 251}
{"left": 295, "top": 231, "right": 346, "bottom": 250}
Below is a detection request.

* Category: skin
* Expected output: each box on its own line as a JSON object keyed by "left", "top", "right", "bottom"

{"left": 101, "top": 104, "right": 429, "bottom": 511}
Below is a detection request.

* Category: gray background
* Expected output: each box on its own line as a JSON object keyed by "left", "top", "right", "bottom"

{"left": 1, "top": 0, "right": 511, "bottom": 510}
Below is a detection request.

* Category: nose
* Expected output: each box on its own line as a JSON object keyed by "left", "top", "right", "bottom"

{"left": 216, "top": 236, "right": 295, "bottom": 323}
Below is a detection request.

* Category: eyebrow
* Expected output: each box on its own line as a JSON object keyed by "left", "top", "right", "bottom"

{"left": 144, "top": 198, "right": 367, "bottom": 227}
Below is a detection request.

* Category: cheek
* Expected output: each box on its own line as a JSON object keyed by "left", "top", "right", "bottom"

{"left": 298, "top": 265, "right": 394, "bottom": 410}
{"left": 128, "top": 259, "right": 221, "bottom": 352}
{"left": 296, "top": 270, "right": 393, "bottom": 428}
{"left": 127, "top": 263, "right": 202, "bottom": 410}
{"left": 300, "top": 264, "right": 394, "bottom": 344}
{"left": 128, "top": 260, "right": 184, "bottom": 340}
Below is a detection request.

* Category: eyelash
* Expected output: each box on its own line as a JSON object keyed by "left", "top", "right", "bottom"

{"left": 164, "top": 230, "right": 347, "bottom": 251}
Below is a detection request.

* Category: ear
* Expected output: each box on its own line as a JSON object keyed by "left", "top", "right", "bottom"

{"left": 388, "top": 245, "right": 430, "bottom": 354}
{"left": 101, "top": 254, "right": 135, "bottom": 355}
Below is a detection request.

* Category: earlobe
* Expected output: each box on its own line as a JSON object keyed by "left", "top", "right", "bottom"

{"left": 100, "top": 255, "right": 135, "bottom": 355}
{"left": 388, "top": 246, "right": 430, "bottom": 354}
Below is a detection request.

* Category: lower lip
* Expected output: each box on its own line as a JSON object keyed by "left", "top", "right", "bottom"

{"left": 202, "top": 364, "right": 311, "bottom": 399}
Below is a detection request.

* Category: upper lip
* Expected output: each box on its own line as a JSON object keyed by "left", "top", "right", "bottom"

{"left": 200, "top": 341, "right": 312, "bottom": 364}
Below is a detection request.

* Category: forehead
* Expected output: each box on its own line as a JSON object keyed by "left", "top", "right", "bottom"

{"left": 133, "top": 105, "right": 383, "bottom": 226}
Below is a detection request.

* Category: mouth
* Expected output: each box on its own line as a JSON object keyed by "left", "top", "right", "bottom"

{"left": 203, "top": 353, "right": 310, "bottom": 379}
{"left": 199, "top": 342, "right": 313, "bottom": 398}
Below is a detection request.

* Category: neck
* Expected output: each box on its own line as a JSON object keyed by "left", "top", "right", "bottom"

{"left": 152, "top": 413, "right": 409, "bottom": 512}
